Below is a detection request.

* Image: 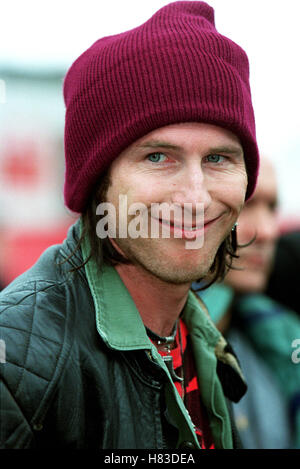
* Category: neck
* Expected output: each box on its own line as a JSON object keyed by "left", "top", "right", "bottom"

{"left": 115, "top": 262, "right": 191, "bottom": 337}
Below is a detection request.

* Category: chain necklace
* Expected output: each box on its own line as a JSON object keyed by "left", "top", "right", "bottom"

{"left": 146, "top": 321, "right": 195, "bottom": 432}
{"left": 147, "top": 321, "right": 201, "bottom": 442}
{"left": 146, "top": 320, "right": 184, "bottom": 385}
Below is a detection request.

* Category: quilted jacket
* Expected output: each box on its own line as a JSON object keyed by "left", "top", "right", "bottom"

{"left": 0, "top": 221, "right": 246, "bottom": 449}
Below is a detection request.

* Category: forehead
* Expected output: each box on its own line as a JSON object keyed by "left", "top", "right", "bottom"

{"left": 134, "top": 122, "right": 243, "bottom": 148}
{"left": 107, "top": 121, "right": 245, "bottom": 181}
{"left": 110, "top": 122, "right": 244, "bottom": 172}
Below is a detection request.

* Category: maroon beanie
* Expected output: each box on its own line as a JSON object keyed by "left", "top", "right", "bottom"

{"left": 63, "top": 1, "right": 259, "bottom": 213}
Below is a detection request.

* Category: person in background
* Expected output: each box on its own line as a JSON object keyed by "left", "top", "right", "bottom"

{"left": 223, "top": 157, "right": 279, "bottom": 294}
{"left": 266, "top": 229, "right": 300, "bottom": 316}
{"left": 0, "top": 1, "right": 259, "bottom": 449}
{"left": 198, "top": 157, "right": 300, "bottom": 448}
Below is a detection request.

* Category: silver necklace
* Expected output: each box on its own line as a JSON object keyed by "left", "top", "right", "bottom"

{"left": 146, "top": 320, "right": 183, "bottom": 383}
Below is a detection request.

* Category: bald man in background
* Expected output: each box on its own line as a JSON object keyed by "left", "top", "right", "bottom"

{"left": 198, "top": 157, "right": 300, "bottom": 449}
{"left": 224, "top": 158, "right": 279, "bottom": 294}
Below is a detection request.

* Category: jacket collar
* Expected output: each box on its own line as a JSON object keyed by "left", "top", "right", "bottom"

{"left": 80, "top": 222, "right": 151, "bottom": 350}
{"left": 86, "top": 250, "right": 152, "bottom": 351}
{"left": 63, "top": 219, "right": 247, "bottom": 402}
{"left": 79, "top": 218, "right": 222, "bottom": 352}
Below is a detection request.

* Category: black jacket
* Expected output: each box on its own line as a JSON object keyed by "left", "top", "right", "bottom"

{"left": 0, "top": 222, "right": 245, "bottom": 449}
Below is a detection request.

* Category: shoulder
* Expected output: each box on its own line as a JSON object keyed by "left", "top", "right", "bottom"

{"left": 0, "top": 247, "right": 66, "bottom": 362}
{"left": 0, "top": 243, "right": 78, "bottom": 346}
{"left": 0, "top": 238, "right": 93, "bottom": 363}
{"left": 234, "top": 292, "right": 299, "bottom": 323}
{"left": 0, "top": 241, "right": 93, "bottom": 443}
{"left": 0, "top": 239, "right": 94, "bottom": 447}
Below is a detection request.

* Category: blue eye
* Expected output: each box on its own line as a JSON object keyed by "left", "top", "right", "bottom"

{"left": 147, "top": 152, "right": 166, "bottom": 163}
{"left": 207, "top": 154, "right": 225, "bottom": 163}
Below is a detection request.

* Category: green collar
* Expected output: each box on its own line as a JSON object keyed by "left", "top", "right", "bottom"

{"left": 80, "top": 225, "right": 239, "bottom": 449}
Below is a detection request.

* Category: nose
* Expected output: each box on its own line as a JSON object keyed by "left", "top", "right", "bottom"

{"left": 170, "top": 161, "right": 212, "bottom": 212}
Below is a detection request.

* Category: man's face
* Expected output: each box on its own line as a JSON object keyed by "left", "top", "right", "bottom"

{"left": 105, "top": 122, "right": 247, "bottom": 285}
{"left": 225, "top": 158, "right": 279, "bottom": 293}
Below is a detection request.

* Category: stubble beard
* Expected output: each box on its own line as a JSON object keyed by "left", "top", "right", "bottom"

{"left": 101, "top": 182, "right": 224, "bottom": 285}
{"left": 113, "top": 235, "right": 218, "bottom": 285}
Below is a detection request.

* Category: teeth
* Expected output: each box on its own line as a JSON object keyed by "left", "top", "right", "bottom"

{"left": 160, "top": 220, "right": 199, "bottom": 230}
{"left": 173, "top": 224, "right": 198, "bottom": 230}
{"left": 174, "top": 225, "right": 192, "bottom": 230}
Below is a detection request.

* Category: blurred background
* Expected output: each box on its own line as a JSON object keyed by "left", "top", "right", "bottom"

{"left": 0, "top": 0, "right": 299, "bottom": 287}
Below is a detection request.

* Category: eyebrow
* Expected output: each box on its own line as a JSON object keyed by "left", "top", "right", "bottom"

{"left": 210, "top": 146, "right": 244, "bottom": 156}
{"left": 139, "top": 141, "right": 181, "bottom": 151}
{"left": 139, "top": 140, "right": 243, "bottom": 156}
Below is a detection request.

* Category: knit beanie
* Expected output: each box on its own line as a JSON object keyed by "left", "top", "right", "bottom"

{"left": 63, "top": 1, "right": 259, "bottom": 213}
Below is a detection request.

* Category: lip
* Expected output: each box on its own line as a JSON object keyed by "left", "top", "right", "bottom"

{"left": 151, "top": 215, "right": 221, "bottom": 240}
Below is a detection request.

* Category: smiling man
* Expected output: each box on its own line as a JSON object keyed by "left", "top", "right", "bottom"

{"left": 108, "top": 123, "right": 247, "bottom": 284}
{"left": 104, "top": 122, "right": 247, "bottom": 339}
{"left": 0, "top": 1, "right": 259, "bottom": 449}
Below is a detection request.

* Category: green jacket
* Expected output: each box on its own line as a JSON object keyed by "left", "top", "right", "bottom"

{"left": 0, "top": 221, "right": 246, "bottom": 449}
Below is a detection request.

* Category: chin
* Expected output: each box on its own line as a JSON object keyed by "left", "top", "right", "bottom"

{"left": 116, "top": 236, "right": 218, "bottom": 285}
{"left": 136, "top": 255, "right": 211, "bottom": 285}
{"left": 161, "top": 270, "right": 206, "bottom": 285}
{"left": 234, "top": 276, "right": 268, "bottom": 294}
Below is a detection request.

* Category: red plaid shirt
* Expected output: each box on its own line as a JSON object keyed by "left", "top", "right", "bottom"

{"left": 157, "top": 319, "right": 215, "bottom": 449}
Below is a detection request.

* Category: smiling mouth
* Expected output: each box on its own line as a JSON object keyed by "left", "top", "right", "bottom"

{"left": 156, "top": 216, "right": 220, "bottom": 230}
{"left": 158, "top": 219, "right": 202, "bottom": 231}
{"left": 148, "top": 217, "right": 218, "bottom": 240}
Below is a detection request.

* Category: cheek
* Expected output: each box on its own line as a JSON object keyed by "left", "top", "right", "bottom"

{"left": 222, "top": 184, "right": 247, "bottom": 214}
{"left": 236, "top": 172, "right": 248, "bottom": 205}
{"left": 212, "top": 169, "right": 247, "bottom": 210}
{"left": 106, "top": 174, "right": 165, "bottom": 208}
{"left": 105, "top": 182, "right": 120, "bottom": 206}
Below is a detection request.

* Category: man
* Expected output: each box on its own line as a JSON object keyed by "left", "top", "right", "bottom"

{"left": 223, "top": 157, "right": 279, "bottom": 294}
{"left": 0, "top": 2, "right": 259, "bottom": 449}
{"left": 266, "top": 229, "right": 300, "bottom": 315}
{"left": 200, "top": 158, "right": 300, "bottom": 448}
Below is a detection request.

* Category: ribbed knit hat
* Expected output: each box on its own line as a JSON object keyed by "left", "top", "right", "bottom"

{"left": 63, "top": 1, "right": 259, "bottom": 213}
